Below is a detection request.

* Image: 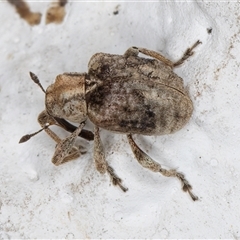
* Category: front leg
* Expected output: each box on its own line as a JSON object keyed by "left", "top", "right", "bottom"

{"left": 38, "top": 110, "right": 84, "bottom": 165}
{"left": 38, "top": 110, "right": 94, "bottom": 142}
{"left": 94, "top": 126, "right": 128, "bottom": 192}
{"left": 52, "top": 122, "right": 85, "bottom": 166}
{"left": 127, "top": 134, "right": 198, "bottom": 201}
{"left": 38, "top": 110, "right": 62, "bottom": 143}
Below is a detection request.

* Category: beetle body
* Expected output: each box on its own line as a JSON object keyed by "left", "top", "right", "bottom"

{"left": 87, "top": 53, "right": 193, "bottom": 135}
{"left": 21, "top": 42, "right": 201, "bottom": 201}
{"left": 45, "top": 52, "right": 193, "bottom": 136}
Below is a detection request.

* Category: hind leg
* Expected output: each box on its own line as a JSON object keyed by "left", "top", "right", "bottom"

{"left": 125, "top": 40, "right": 201, "bottom": 68}
{"left": 127, "top": 134, "right": 198, "bottom": 201}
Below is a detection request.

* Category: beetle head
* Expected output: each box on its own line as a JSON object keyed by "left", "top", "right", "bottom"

{"left": 45, "top": 73, "right": 87, "bottom": 123}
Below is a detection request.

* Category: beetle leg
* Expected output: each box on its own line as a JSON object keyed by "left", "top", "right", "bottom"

{"left": 125, "top": 47, "right": 173, "bottom": 68}
{"left": 94, "top": 126, "right": 128, "bottom": 192}
{"left": 124, "top": 47, "right": 139, "bottom": 57}
{"left": 51, "top": 122, "right": 85, "bottom": 166}
{"left": 38, "top": 110, "right": 63, "bottom": 143}
{"left": 127, "top": 134, "right": 198, "bottom": 201}
{"left": 126, "top": 40, "right": 201, "bottom": 69}
{"left": 38, "top": 110, "right": 84, "bottom": 165}
{"left": 38, "top": 110, "right": 94, "bottom": 141}
{"left": 54, "top": 117, "right": 94, "bottom": 141}
{"left": 173, "top": 40, "right": 202, "bottom": 67}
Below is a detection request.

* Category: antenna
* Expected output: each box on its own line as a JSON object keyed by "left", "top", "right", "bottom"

{"left": 19, "top": 72, "right": 48, "bottom": 144}
{"left": 29, "top": 71, "right": 46, "bottom": 93}
{"left": 19, "top": 124, "right": 49, "bottom": 143}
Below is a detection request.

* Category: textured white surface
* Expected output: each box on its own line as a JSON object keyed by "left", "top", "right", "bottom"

{"left": 1, "top": 1, "right": 240, "bottom": 239}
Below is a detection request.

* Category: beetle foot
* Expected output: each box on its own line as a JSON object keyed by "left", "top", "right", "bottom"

{"left": 173, "top": 40, "right": 202, "bottom": 67}
{"left": 175, "top": 172, "right": 199, "bottom": 201}
{"left": 107, "top": 166, "right": 128, "bottom": 192}
{"left": 159, "top": 169, "right": 198, "bottom": 201}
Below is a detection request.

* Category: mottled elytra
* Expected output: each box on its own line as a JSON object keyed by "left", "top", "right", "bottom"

{"left": 20, "top": 40, "right": 201, "bottom": 200}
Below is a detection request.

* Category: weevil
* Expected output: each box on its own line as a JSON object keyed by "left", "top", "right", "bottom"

{"left": 20, "top": 40, "right": 201, "bottom": 200}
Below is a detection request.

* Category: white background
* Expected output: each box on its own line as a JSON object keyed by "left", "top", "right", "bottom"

{"left": 1, "top": 1, "right": 240, "bottom": 239}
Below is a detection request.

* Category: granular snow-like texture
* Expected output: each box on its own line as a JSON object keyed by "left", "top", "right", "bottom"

{"left": 0, "top": 2, "right": 240, "bottom": 239}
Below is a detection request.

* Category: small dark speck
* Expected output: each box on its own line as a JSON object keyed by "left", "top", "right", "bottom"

{"left": 207, "top": 28, "right": 212, "bottom": 34}
{"left": 113, "top": 4, "right": 120, "bottom": 15}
